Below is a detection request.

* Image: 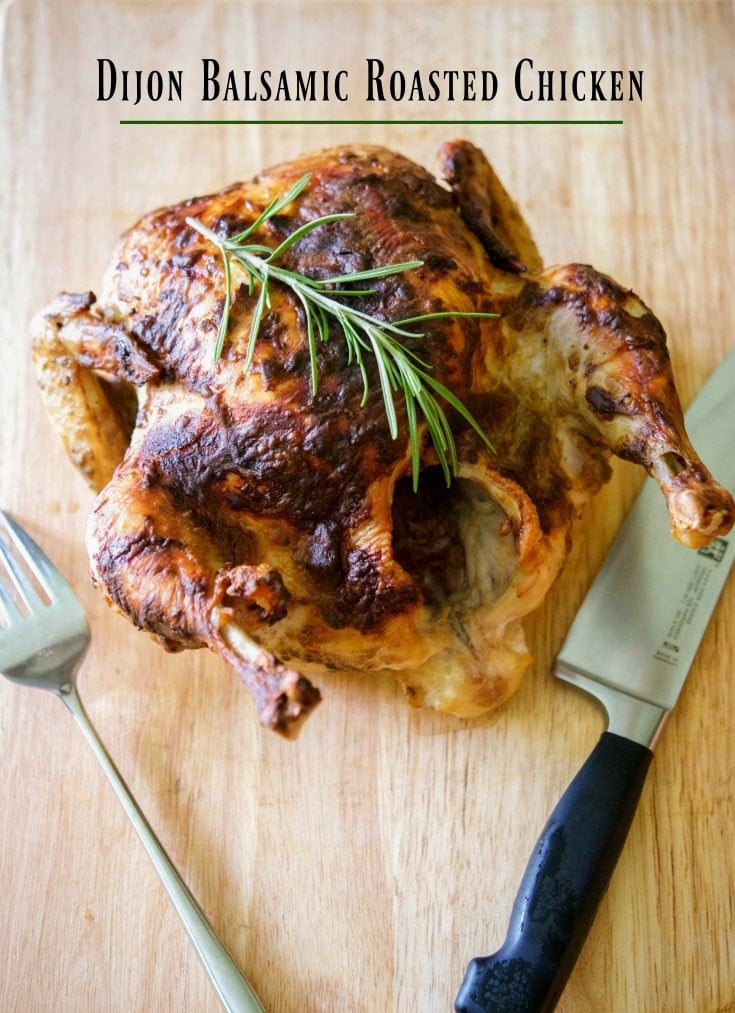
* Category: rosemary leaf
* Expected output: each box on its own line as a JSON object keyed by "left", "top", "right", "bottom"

{"left": 235, "top": 173, "right": 313, "bottom": 242}
{"left": 422, "top": 372, "right": 491, "bottom": 452}
{"left": 404, "top": 392, "right": 421, "bottom": 492}
{"left": 266, "top": 212, "right": 354, "bottom": 262}
{"left": 243, "top": 280, "right": 269, "bottom": 373}
{"left": 314, "top": 302, "right": 330, "bottom": 345}
{"left": 297, "top": 292, "right": 320, "bottom": 397}
{"left": 319, "top": 260, "right": 424, "bottom": 286}
{"left": 368, "top": 328, "right": 399, "bottom": 439}
{"left": 213, "top": 247, "right": 233, "bottom": 361}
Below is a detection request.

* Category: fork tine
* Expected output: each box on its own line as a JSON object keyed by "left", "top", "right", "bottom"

{"left": 0, "top": 510, "right": 73, "bottom": 605}
{"left": 0, "top": 523, "right": 46, "bottom": 615}
{"left": 0, "top": 547, "right": 24, "bottom": 623}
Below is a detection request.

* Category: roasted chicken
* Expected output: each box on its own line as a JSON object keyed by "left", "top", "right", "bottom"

{"left": 32, "top": 141, "right": 734, "bottom": 736}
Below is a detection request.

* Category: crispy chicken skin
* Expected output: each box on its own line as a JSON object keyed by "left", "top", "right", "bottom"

{"left": 32, "top": 142, "right": 734, "bottom": 736}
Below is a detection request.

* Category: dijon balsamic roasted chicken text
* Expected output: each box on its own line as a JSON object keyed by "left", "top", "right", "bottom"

{"left": 32, "top": 142, "right": 734, "bottom": 736}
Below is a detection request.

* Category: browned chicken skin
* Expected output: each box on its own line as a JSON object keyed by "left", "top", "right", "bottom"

{"left": 32, "top": 142, "right": 734, "bottom": 736}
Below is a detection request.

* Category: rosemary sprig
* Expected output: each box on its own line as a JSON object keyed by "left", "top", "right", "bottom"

{"left": 186, "top": 173, "right": 496, "bottom": 490}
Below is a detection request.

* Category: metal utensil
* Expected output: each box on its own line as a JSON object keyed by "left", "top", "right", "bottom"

{"left": 456, "top": 346, "right": 735, "bottom": 1012}
{"left": 0, "top": 509, "right": 266, "bottom": 1013}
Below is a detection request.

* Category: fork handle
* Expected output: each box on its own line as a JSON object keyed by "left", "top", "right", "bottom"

{"left": 61, "top": 684, "right": 266, "bottom": 1013}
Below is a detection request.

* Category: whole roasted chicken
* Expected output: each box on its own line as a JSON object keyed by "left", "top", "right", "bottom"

{"left": 32, "top": 141, "right": 734, "bottom": 736}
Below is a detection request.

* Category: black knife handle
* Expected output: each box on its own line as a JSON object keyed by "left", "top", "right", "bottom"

{"left": 455, "top": 731, "right": 653, "bottom": 1013}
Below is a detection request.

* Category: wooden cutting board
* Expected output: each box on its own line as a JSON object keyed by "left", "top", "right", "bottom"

{"left": 1, "top": 2, "right": 733, "bottom": 1010}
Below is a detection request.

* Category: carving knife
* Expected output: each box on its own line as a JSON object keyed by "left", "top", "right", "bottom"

{"left": 455, "top": 345, "right": 735, "bottom": 1013}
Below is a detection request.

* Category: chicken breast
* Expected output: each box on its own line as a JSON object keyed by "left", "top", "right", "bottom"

{"left": 32, "top": 141, "right": 734, "bottom": 735}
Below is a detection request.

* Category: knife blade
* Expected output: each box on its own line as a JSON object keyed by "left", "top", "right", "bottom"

{"left": 455, "top": 346, "right": 735, "bottom": 1013}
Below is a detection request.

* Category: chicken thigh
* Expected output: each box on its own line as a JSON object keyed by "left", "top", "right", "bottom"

{"left": 32, "top": 141, "right": 734, "bottom": 736}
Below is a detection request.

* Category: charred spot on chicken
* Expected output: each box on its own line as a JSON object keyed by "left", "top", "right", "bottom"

{"left": 32, "top": 141, "right": 735, "bottom": 737}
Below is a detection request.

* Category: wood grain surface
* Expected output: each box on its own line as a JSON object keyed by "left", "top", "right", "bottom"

{"left": 1, "top": 2, "right": 733, "bottom": 1010}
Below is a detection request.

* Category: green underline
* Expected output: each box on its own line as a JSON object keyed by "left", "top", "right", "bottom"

{"left": 120, "top": 117, "right": 624, "bottom": 126}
